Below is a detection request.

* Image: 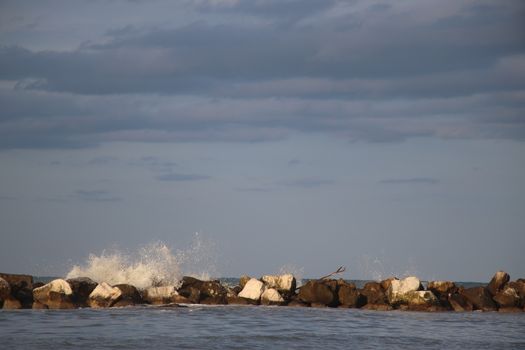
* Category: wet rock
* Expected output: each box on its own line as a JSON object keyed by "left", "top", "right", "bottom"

{"left": 261, "top": 274, "right": 296, "bottom": 296}
{"left": 297, "top": 280, "right": 336, "bottom": 306}
{"left": 498, "top": 307, "right": 523, "bottom": 313}
{"left": 338, "top": 282, "right": 366, "bottom": 308}
{"left": 113, "top": 284, "right": 143, "bottom": 307}
{"left": 226, "top": 295, "right": 254, "bottom": 305}
{"left": 387, "top": 276, "right": 423, "bottom": 306}
{"left": 361, "top": 281, "right": 388, "bottom": 305}
{"left": 261, "top": 288, "right": 285, "bottom": 306}
{"left": 448, "top": 293, "right": 473, "bottom": 312}
{"left": 239, "top": 275, "right": 251, "bottom": 289}
{"left": 67, "top": 277, "right": 98, "bottom": 306}
{"left": 461, "top": 287, "right": 497, "bottom": 311}
{"left": 493, "top": 287, "right": 520, "bottom": 308}
{"left": 487, "top": 271, "right": 510, "bottom": 296}
{"left": 287, "top": 300, "right": 309, "bottom": 307}
{"left": 32, "top": 301, "right": 48, "bottom": 309}
{"left": 33, "top": 279, "right": 75, "bottom": 309}
{"left": 238, "top": 278, "right": 265, "bottom": 302}
{"left": 143, "top": 286, "right": 179, "bottom": 305}
{"left": 178, "top": 277, "right": 228, "bottom": 304}
{"left": 88, "top": 282, "right": 122, "bottom": 308}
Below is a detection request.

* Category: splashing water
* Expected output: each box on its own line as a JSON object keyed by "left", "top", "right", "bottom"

{"left": 66, "top": 234, "right": 218, "bottom": 289}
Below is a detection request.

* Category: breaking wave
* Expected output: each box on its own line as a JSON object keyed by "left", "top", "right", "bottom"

{"left": 66, "top": 233, "right": 218, "bottom": 289}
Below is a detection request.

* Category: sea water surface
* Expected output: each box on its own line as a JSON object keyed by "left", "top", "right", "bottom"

{"left": 1, "top": 305, "right": 524, "bottom": 349}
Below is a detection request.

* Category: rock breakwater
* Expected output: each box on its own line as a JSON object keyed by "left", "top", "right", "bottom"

{"left": 0, "top": 271, "right": 524, "bottom": 312}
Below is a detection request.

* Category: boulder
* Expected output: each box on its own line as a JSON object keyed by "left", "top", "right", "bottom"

{"left": 297, "top": 280, "right": 336, "bottom": 306}
{"left": 405, "top": 290, "right": 439, "bottom": 311}
{"left": 88, "top": 282, "right": 122, "bottom": 308}
{"left": 178, "top": 277, "right": 228, "bottom": 304}
{"left": 506, "top": 281, "right": 525, "bottom": 307}
{"left": 487, "top": 271, "right": 510, "bottom": 296}
{"left": 427, "top": 281, "right": 457, "bottom": 298}
{"left": 261, "top": 274, "right": 296, "bottom": 296}
{"left": 387, "top": 276, "right": 423, "bottom": 305}
{"left": 448, "top": 293, "right": 473, "bottom": 312}
{"left": 113, "top": 284, "right": 143, "bottom": 307}
{"left": 238, "top": 278, "right": 265, "bottom": 302}
{"left": 142, "top": 286, "right": 179, "bottom": 304}
{"left": 0, "top": 273, "right": 34, "bottom": 308}
{"left": 261, "top": 288, "right": 285, "bottom": 306}
{"left": 361, "top": 282, "right": 388, "bottom": 305}
{"left": 380, "top": 277, "right": 397, "bottom": 292}
{"left": 33, "top": 279, "right": 75, "bottom": 309}
{"left": 461, "top": 287, "right": 497, "bottom": 311}
{"left": 338, "top": 282, "right": 366, "bottom": 308}
{"left": 239, "top": 275, "right": 251, "bottom": 289}
{"left": 67, "top": 277, "right": 98, "bottom": 306}
{"left": 0, "top": 277, "right": 11, "bottom": 303}
{"left": 493, "top": 287, "right": 520, "bottom": 308}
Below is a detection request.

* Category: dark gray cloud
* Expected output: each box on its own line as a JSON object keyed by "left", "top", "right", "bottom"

{"left": 156, "top": 172, "right": 211, "bottom": 182}
{"left": 379, "top": 178, "right": 440, "bottom": 185}
{"left": 73, "top": 190, "right": 121, "bottom": 202}
{"left": 0, "top": 0, "right": 524, "bottom": 149}
{"left": 282, "top": 178, "right": 334, "bottom": 188}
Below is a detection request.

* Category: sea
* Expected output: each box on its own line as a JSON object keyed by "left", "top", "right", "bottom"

{"left": 1, "top": 302, "right": 524, "bottom": 349}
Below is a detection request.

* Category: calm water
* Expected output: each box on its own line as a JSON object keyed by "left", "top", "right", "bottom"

{"left": 1, "top": 305, "right": 524, "bottom": 349}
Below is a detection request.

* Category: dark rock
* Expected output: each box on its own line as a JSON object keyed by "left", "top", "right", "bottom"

{"left": 0, "top": 273, "right": 33, "bottom": 291}
{"left": 113, "top": 284, "right": 143, "bottom": 307}
{"left": 361, "top": 282, "right": 388, "bottom": 305}
{"left": 487, "top": 271, "right": 510, "bottom": 296}
{"left": 33, "top": 282, "right": 45, "bottom": 289}
{"left": 461, "top": 287, "right": 497, "bottom": 311}
{"left": 493, "top": 287, "right": 520, "bottom": 308}
{"left": 232, "top": 286, "right": 242, "bottom": 295}
{"left": 448, "top": 293, "right": 473, "bottom": 312}
{"left": 67, "top": 277, "right": 98, "bottom": 306}
{"left": 226, "top": 295, "right": 254, "bottom": 305}
{"left": 498, "top": 307, "right": 523, "bottom": 313}
{"left": 287, "top": 300, "right": 309, "bottom": 307}
{"left": 297, "top": 280, "right": 336, "bottom": 306}
{"left": 338, "top": 282, "right": 366, "bottom": 308}
{"left": 178, "top": 276, "right": 227, "bottom": 304}
{"left": 427, "top": 281, "right": 457, "bottom": 299}
{"left": 32, "top": 301, "right": 48, "bottom": 309}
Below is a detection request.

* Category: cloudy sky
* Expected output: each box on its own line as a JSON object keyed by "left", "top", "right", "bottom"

{"left": 0, "top": 0, "right": 524, "bottom": 281}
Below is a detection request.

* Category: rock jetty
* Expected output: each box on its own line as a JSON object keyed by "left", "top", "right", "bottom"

{"left": 0, "top": 271, "right": 524, "bottom": 312}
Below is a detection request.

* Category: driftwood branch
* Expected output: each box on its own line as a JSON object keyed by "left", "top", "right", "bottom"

{"left": 319, "top": 266, "right": 346, "bottom": 280}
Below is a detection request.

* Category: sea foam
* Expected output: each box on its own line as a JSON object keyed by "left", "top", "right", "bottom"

{"left": 66, "top": 234, "right": 217, "bottom": 289}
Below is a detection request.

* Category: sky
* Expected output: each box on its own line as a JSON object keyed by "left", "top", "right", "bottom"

{"left": 0, "top": 0, "right": 524, "bottom": 282}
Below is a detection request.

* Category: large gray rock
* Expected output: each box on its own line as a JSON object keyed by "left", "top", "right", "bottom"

{"left": 387, "top": 276, "right": 423, "bottom": 305}
{"left": 238, "top": 278, "right": 265, "bottom": 302}
{"left": 33, "top": 279, "right": 75, "bottom": 309}
{"left": 261, "top": 274, "right": 296, "bottom": 296}
{"left": 487, "top": 271, "right": 510, "bottom": 296}
{"left": 297, "top": 280, "right": 336, "bottom": 306}
{"left": 88, "top": 282, "right": 122, "bottom": 308}
{"left": 143, "top": 286, "right": 184, "bottom": 304}
{"left": 261, "top": 288, "right": 285, "bottom": 306}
